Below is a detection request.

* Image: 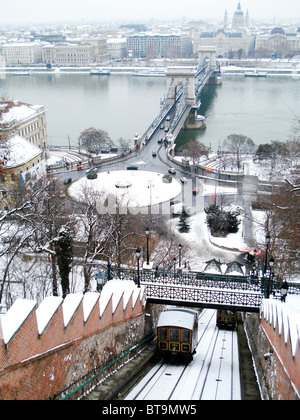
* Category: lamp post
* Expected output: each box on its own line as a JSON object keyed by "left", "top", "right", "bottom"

{"left": 145, "top": 226, "right": 150, "bottom": 266}
{"left": 178, "top": 244, "right": 182, "bottom": 268}
{"left": 264, "top": 233, "right": 271, "bottom": 275}
{"left": 136, "top": 247, "right": 141, "bottom": 288}
{"left": 173, "top": 257, "right": 177, "bottom": 277}
{"left": 96, "top": 271, "right": 105, "bottom": 292}
{"left": 267, "top": 256, "right": 275, "bottom": 298}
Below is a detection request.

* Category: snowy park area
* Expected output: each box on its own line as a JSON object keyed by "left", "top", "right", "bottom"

{"left": 68, "top": 170, "right": 182, "bottom": 209}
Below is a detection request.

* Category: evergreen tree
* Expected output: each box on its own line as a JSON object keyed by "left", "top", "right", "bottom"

{"left": 205, "top": 203, "right": 240, "bottom": 236}
{"left": 178, "top": 207, "right": 191, "bottom": 233}
{"left": 54, "top": 226, "right": 73, "bottom": 298}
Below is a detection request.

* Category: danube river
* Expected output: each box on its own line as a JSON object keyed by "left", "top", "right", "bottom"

{"left": 0, "top": 71, "right": 300, "bottom": 151}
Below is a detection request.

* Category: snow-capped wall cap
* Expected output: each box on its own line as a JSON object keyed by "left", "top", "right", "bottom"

{"left": 0, "top": 299, "right": 37, "bottom": 344}
{"left": 83, "top": 292, "right": 100, "bottom": 322}
{"left": 261, "top": 296, "right": 300, "bottom": 357}
{"left": 36, "top": 296, "right": 63, "bottom": 335}
{"left": 62, "top": 294, "right": 83, "bottom": 327}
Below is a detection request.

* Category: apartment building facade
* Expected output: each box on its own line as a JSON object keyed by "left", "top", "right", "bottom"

{"left": 42, "top": 43, "right": 95, "bottom": 66}
{"left": 3, "top": 42, "right": 43, "bottom": 65}
{"left": 127, "top": 33, "right": 193, "bottom": 59}
{"left": 0, "top": 100, "right": 49, "bottom": 158}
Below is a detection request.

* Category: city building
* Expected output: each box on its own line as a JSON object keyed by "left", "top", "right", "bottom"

{"left": 107, "top": 38, "right": 127, "bottom": 60}
{"left": 42, "top": 43, "right": 94, "bottom": 66}
{"left": 3, "top": 42, "right": 44, "bottom": 65}
{"left": 194, "top": 3, "right": 253, "bottom": 58}
{"left": 127, "top": 33, "right": 193, "bottom": 59}
{"left": 255, "top": 27, "right": 300, "bottom": 58}
{"left": 0, "top": 135, "right": 44, "bottom": 210}
{"left": 0, "top": 100, "right": 49, "bottom": 159}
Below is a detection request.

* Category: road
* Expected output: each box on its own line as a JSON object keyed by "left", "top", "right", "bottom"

{"left": 125, "top": 309, "right": 241, "bottom": 400}
{"left": 53, "top": 109, "right": 249, "bottom": 269}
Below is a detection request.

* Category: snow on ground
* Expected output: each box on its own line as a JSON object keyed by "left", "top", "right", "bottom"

{"left": 68, "top": 170, "right": 182, "bottom": 208}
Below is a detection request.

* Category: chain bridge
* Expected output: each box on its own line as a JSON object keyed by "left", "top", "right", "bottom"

{"left": 138, "top": 47, "right": 220, "bottom": 147}
{"left": 107, "top": 266, "right": 300, "bottom": 313}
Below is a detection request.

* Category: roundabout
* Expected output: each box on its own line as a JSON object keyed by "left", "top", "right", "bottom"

{"left": 68, "top": 170, "right": 182, "bottom": 209}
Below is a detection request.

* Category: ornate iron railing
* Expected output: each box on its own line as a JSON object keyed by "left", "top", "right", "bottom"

{"left": 107, "top": 266, "right": 300, "bottom": 311}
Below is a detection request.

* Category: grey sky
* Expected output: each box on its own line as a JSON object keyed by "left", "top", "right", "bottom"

{"left": 0, "top": 0, "right": 299, "bottom": 25}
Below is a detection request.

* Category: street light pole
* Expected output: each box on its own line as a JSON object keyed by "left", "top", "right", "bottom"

{"left": 263, "top": 233, "right": 271, "bottom": 298}
{"left": 178, "top": 244, "right": 182, "bottom": 268}
{"left": 145, "top": 227, "right": 150, "bottom": 266}
{"left": 136, "top": 247, "right": 141, "bottom": 288}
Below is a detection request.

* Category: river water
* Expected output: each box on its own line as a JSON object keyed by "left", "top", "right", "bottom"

{"left": 0, "top": 72, "right": 300, "bottom": 151}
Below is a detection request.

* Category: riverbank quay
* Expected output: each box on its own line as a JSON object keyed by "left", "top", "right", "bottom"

{"left": 1, "top": 57, "right": 300, "bottom": 77}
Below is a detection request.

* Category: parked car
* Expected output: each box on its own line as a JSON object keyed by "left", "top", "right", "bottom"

{"left": 77, "top": 164, "right": 83, "bottom": 170}
{"left": 127, "top": 165, "right": 138, "bottom": 170}
{"left": 168, "top": 167, "right": 176, "bottom": 175}
{"left": 180, "top": 177, "right": 187, "bottom": 183}
{"left": 63, "top": 177, "right": 72, "bottom": 185}
{"left": 152, "top": 151, "right": 157, "bottom": 157}
{"left": 193, "top": 187, "right": 199, "bottom": 195}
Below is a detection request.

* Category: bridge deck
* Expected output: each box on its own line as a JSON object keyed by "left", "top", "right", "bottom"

{"left": 107, "top": 267, "right": 300, "bottom": 312}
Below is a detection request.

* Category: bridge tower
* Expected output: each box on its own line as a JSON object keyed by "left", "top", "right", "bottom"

{"left": 197, "top": 46, "right": 217, "bottom": 70}
{"left": 197, "top": 46, "right": 219, "bottom": 84}
{"left": 165, "top": 66, "right": 197, "bottom": 106}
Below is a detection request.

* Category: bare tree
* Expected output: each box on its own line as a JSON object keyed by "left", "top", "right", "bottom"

{"left": 79, "top": 127, "right": 112, "bottom": 154}
{"left": 179, "top": 141, "right": 209, "bottom": 167}
{"left": 223, "top": 134, "right": 255, "bottom": 170}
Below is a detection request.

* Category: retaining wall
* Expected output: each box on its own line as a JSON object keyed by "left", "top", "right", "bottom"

{"left": 244, "top": 297, "right": 300, "bottom": 400}
{"left": 0, "top": 280, "right": 152, "bottom": 400}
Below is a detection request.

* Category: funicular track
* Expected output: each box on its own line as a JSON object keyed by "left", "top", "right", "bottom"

{"left": 125, "top": 309, "right": 241, "bottom": 401}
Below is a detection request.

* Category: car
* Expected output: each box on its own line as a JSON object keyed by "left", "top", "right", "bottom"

{"left": 168, "top": 167, "right": 176, "bottom": 175}
{"left": 170, "top": 199, "right": 180, "bottom": 206}
{"left": 160, "top": 124, "right": 165, "bottom": 129}
{"left": 63, "top": 177, "right": 72, "bottom": 185}
{"left": 77, "top": 164, "right": 83, "bottom": 170}
{"left": 180, "top": 177, "right": 187, "bottom": 183}
{"left": 127, "top": 165, "right": 138, "bottom": 170}
{"left": 152, "top": 151, "right": 157, "bottom": 157}
{"left": 166, "top": 115, "right": 171, "bottom": 121}
{"left": 86, "top": 167, "right": 98, "bottom": 174}
{"left": 193, "top": 187, "right": 199, "bottom": 195}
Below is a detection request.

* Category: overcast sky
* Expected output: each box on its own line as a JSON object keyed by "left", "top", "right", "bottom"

{"left": 0, "top": 0, "right": 299, "bottom": 26}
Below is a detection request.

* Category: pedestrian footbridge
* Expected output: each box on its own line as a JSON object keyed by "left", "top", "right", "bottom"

{"left": 107, "top": 267, "right": 300, "bottom": 313}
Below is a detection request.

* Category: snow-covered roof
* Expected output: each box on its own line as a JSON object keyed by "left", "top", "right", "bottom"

{"left": 1, "top": 135, "right": 42, "bottom": 168}
{"left": 157, "top": 309, "right": 198, "bottom": 330}
{"left": 0, "top": 102, "right": 42, "bottom": 126}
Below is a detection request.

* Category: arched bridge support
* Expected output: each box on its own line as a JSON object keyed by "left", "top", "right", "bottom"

{"left": 197, "top": 46, "right": 217, "bottom": 70}
{"left": 166, "top": 66, "right": 197, "bottom": 106}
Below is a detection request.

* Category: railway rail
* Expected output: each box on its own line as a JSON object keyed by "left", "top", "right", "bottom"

{"left": 125, "top": 309, "right": 241, "bottom": 400}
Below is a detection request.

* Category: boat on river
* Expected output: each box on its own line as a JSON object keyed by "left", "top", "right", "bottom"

{"left": 90, "top": 67, "right": 110, "bottom": 75}
{"left": 244, "top": 70, "right": 267, "bottom": 78}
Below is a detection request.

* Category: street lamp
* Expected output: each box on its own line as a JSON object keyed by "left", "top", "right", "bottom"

{"left": 264, "top": 233, "right": 271, "bottom": 275}
{"left": 145, "top": 226, "right": 150, "bottom": 266}
{"left": 136, "top": 247, "right": 141, "bottom": 288}
{"left": 178, "top": 244, "right": 182, "bottom": 268}
{"left": 173, "top": 257, "right": 177, "bottom": 277}
{"left": 96, "top": 271, "right": 105, "bottom": 292}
